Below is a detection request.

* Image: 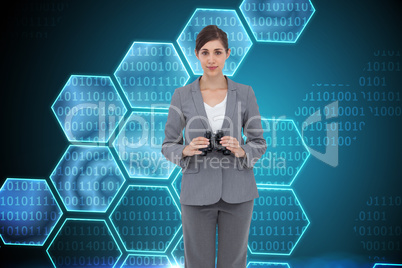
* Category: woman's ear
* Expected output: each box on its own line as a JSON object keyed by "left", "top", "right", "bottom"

{"left": 195, "top": 49, "right": 199, "bottom": 60}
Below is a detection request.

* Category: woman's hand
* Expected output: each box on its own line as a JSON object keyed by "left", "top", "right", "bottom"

{"left": 182, "top": 137, "right": 210, "bottom": 157}
{"left": 220, "top": 136, "right": 246, "bottom": 158}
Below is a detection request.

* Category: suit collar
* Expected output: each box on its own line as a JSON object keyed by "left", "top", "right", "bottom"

{"left": 190, "top": 75, "right": 237, "bottom": 131}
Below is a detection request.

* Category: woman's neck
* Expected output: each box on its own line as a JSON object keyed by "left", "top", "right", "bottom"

{"left": 199, "top": 74, "right": 227, "bottom": 90}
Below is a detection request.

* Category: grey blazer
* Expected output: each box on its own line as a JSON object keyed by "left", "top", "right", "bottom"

{"left": 161, "top": 75, "right": 267, "bottom": 206}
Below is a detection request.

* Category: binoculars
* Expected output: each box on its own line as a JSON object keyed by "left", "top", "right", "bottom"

{"left": 199, "top": 130, "right": 231, "bottom": 156}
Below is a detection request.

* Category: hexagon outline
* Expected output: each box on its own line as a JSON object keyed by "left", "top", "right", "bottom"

{"left": 176, "top": 7, "right": 253, "bottom": 76}
{"left": 112, "top": 111, "right": 176, "bottom": 180}
{"left": 170, "top": 169, "right": 182, "bottom": 200}
{"left": 49, "top": 144, "right": 126, "bottom": 213}
{"left": 46, "top": 218, "right": 123, "bottom": 268}
{"left": 0, "top": 178, "right": 63, "bottom": 246}
{"left": 113, "top": 41, "right": 191, "bottom": 109}
{"left": 109, "top": 184, "right": 182, "bottom": 254}
{"left": 247, "top": 261, "right": 290, "bottom": 268}
{"left": 248, "top": 187, "right": 310, "bottom": 256}
{"left": 373, "top": 264, "right": 402, "bottom": 267}
{"left": 51, "top": 74, "right": 128, "bottom": 144}
{"left": 239, "top": 0, "right": 316, "bottom": 43}
{"left": 171, "top": 233, "right": 184, "bottom": 266}
{"left": 257, "top": 117, "right": 311, "bottom": 187}
{"left": 121, "top": 253, "right": 173, "bottom": 267}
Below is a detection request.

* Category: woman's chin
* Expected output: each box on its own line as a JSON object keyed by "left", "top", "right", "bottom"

{"left": 204, "top": 69, "right": 221, "bottom": 75}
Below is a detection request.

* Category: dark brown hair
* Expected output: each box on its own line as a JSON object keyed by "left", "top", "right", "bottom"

{"left": 195, "top": 25, "right": 229, "bottom": 55}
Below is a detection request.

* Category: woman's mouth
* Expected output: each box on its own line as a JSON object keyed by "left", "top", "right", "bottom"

{"left": 207, "top": 66, "right": 217, "bottom": 70}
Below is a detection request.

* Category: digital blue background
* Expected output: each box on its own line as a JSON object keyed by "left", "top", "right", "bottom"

{"left": 1, "top": 0, "right": 401, "bottom": 267}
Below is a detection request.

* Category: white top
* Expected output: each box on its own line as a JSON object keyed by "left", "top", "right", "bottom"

{"left": 203, "top": 93, "right": 227, "bottom": 133}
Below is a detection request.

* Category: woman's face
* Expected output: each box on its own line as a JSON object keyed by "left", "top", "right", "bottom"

{"left": 195, "top": 39, "right": 231, "bottom": 77}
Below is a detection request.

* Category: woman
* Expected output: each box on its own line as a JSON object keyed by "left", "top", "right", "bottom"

{"left": 162, "top": 25, "right": 267, "bottom": 268}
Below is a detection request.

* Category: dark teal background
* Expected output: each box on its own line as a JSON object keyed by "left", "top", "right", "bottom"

{"left": 1, "top": 0, "right": 401, "bottom": 267}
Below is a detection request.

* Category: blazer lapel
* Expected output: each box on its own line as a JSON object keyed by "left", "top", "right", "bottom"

{"left": 191, "top": 75, "right": 237, "bottom": 131}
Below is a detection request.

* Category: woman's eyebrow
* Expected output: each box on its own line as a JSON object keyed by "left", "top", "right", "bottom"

{"left": 201, "top": 48, "right": 223, "bottom": 51}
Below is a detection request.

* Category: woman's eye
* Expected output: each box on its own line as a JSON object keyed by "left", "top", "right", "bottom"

{"left": 201, "top": 51, "right": 221, "bottom": 55}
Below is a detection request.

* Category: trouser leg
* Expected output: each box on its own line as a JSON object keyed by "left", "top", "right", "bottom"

{"left": 181, "top": 203, "right": 218, "bottom": 268}
{"left": 216, "top": 199, "right": 254, "bottom": 268}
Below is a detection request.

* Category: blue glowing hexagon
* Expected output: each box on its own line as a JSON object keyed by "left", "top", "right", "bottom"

{"left": 47, "top": 218, "right": 122, "bottom": 268}
{"left": 177, "top": 8, "right": 253, "bottom": 76}
{"left": 248, "top": 187, "right": 309, "bottom": 255}
{"left": 239, "top": 0, "right": 315, "bottom": 43}
{"left": 373, "top": 264, "right": 402, "bottom": 267}
{"left": 51, "top": 75, "right": 127, "bottom": 143}
{"left": 114, "top": 42, "right": 190, "bottom": 108}
{"left": 121, "top": 254, "right": 173, "bottom": 267}
{"left": 110, "top": 185, "right": 181, "bottom": 253}
{"left": 0, "top": 178, "right": 63, "bottom": 246}
{"left": 49, "top": 145, "right": 126, "bottom": 212}
{"left": 254, "top": 119, "right": 310, "bottom": 186}
{"left": 113, "top": 111, "right": 175, "bottom": 179}
{"left": 171, "top": 171, "right": 182, "bottom": 199}
{"left": 171, "top": 234, "right": 185, "bottom": 267}
{"left": 247, "top": 261, "right": 290, "bottom": 268}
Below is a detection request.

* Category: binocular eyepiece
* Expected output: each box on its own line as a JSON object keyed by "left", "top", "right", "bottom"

{"left": 199, "top": 130, "right": 231, "bottom": 156}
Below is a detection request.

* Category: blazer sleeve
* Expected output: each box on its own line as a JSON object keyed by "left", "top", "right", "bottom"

{"left": 239, "top": 86, "right": 267, "bottom": 169}
{"left": 161, "top": 88, "right": 191, "bottom": 170}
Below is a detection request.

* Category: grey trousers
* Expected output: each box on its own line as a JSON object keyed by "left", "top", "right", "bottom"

{"left": 180, "top": 198, "right": 255, "bottom": 268}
